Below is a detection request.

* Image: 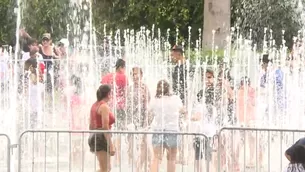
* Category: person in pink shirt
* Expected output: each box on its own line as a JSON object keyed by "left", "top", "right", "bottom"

{"left": 237, "top": 77, "right": 255, "bottom": 125}
{"left": 236, "top": 77, "right": 257, "bottom": 169}
{"left": 101, "top": 58, "right": 128, "bottom": 165}
{"left": 67, "top": 75, "right": 84, "bottom": 167}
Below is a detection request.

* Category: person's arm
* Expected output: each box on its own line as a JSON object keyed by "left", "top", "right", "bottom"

{"left": 191, "top": 112, "right": 201, "bottom": 121}
{"left": 191, "top": 104, "right": 205, "bottom": 121}
{"left": 250, "top": 88, "right": 256, "bottom": 106}
{"left": 145, "top": 85, "right": 151, "bottom": 103}
{"left": 224, "top": 80, "right": 234, "bottom": 99}
{"left": 142, "top": 85, "right": 151, "bottom": 128}
{"left": 19, "top": 29, "right": 31, "bottom": 39}
{"left": 98, "top": 104, "right": 112, "bottom": 146}
{"left": 30, "top": 73, "right": 37, "bottom": 85}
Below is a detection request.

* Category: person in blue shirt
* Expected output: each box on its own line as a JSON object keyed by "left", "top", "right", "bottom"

{"left": 260, "top": 54, "right": 286, "bottom": 116}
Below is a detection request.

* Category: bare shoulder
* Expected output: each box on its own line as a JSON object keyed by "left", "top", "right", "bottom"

{"left": 99, "top": 103, "right": 109, "bottom": 110}
{"left": 97, "top": 103, "right": 109, "bottom": 114}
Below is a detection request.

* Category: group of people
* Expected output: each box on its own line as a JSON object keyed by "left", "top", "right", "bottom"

{"left": 87, "top": 45, "right": 261, "bottom": 172}
{"left": 1, "top": 30, "right": 303, "bottom": 171}
{"left": 87, "top": 44, "right": 305, "bottom": 172}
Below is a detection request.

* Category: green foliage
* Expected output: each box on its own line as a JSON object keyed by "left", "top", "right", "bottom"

{"left": 187, "top": 49, "right": 224, "bottom": 64}
{"left": 92, "top": 0, "right": 203, "bottom": 45}
{"left": 231, "top": 0, "right": 304, "bottom": 48}
{"left": 0, "top": 0, "right": 15, "bottom": 44}
{"left": 0, "top": 0, "right": 304, "bottom": 50}
{"left": 20, "top": 0, "right": 77, "bottom": 42}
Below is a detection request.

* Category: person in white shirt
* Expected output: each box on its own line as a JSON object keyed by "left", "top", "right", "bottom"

{"left": 149, "top": 80, "right": 184, "bottom": 172}
{"left": 24, "top": 58, "right": 44, "bottom": 129}
{"left": 191, "top": 90, "right": 217, "bottom": 172}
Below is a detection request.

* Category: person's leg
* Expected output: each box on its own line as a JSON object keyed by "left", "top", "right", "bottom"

{"left": 113, "top": 109, "right": 126, "bottom": 166}
{"left": 96, "top": 151, "right": 111, "bottom": 172}
{"left": 151, "top": 134, "right": 164, "bottom": 172}
{"left": 233, "top": 132, "right": 240, "bottom": 171}
{"left": 165, "top": 133, "right": 179, "bottom": 172}
{"left": 151, "top": 146, "right": 163, "bottom": 172}
{"left": 247, "top": 123, "right": 255, "bottom": 167}
{"left": 177, "top": 122, "right": 186, "bottom": 164}
{"left": 89, "top": 133, "right": 111, "bottom": 172}
{"left": 193, "top": 137, "right": 204, "bottom": 172}
{"left": 127, "top": 134, "right": 134, "bottom": 164}
{"left": 137, "top": 135, "right": 150, "bottom": 172}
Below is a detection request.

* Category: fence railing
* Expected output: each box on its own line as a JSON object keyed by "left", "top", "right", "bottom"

{"left": 17, "top": 130, "right": 211, "bottom": 172}
{"left": 217, "top": 127, "right": 304, "bottom": 172}
{"left": 0, "top": 128, "right": 302, "bottom": 172}
{"left": 0, "top": 134, "right": 11, "bottom": 172}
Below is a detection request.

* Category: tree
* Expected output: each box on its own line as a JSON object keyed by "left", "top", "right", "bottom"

{"left": 0, "top": 0, "right": 304, "bottom": 51}
{"left": 20, "top": 0, "right": 75, "bottom": 42}
{"left": 203, "top": 0, "right": 231, "bottom": 49}
{"left": 92, "top": 0, "right": 203, "bottom": 46}
{"left": 0, "top": 0, "right": 16, "bottom": 45}
{"left": 231, "top": 0, "right": 304, "bottom": 49}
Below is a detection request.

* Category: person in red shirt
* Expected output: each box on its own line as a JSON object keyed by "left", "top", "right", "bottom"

{"left": 88, "top": 84, "right": 116, "bottom": 172}
{"left": 101, "top": 58, "right": 128, "bottom": 129}
{"left": 101, "top": 58, "right": 128, "bottom": 166}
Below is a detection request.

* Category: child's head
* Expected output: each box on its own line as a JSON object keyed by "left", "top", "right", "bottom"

{"left": 70, "top": 75, "right": 82, "bottom": 95}
{"left": 24, "top": 58, "right": 38, "bottom": 74}
{"left": 240, "top": 76, "right": 251, "bottom": 88}
{"left": 290, "top": 145, "right": 305, "bottom": 163}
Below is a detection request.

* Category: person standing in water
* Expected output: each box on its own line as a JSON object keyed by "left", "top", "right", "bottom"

{"left": 236, "top": 77, "right": 258, "bottom": 169}
{"left": 88, "top": 85, "right": 116, "bottom": 172}
{"left": 192, "top": 68, "right": 217, "bottom": 172}
{"left": 101, "top": 58, "right": 128, "bottom": 165}
{"left": 149, "top": 80, "right": 184, "bottom": 172}
{"left": 126, "top": 67, "right": 151, "bottom": 171}
{"left": 170, "top": 45, "right": 193, "bottom": 164}
{"left": 38, "top": 33, "right": 61, "bottom": 94}
{"left": 24, "top": 58, "right": 44, "bottom": 129}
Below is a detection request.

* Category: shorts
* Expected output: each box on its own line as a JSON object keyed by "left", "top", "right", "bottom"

{"left": 88, "top": 133, "right": 109, "bottom": 152}
{"left": 152, "top": 132, "right": 180, "bottom": 148}
{"left": 114, "top": 109, "right": 127, "bottom": 130}
{"left": 193, "top": 137, "right": 205, "bottom": 160}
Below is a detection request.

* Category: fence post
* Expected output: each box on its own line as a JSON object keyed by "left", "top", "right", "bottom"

{"left": 204, "top": 137, "right": 211, "bottom": 172}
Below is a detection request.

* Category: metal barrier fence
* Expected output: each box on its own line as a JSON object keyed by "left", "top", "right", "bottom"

{"left": 17, "top": 130, "right": 211, "bottom": 172}
{"left": 0, "top": 128, "right": 302, "bottom": 171}
{"left": 0, "top": 134, "right": 11, "bottom": 172}
{"left": 217, "top": 127, "right": 305, "bottom": 172}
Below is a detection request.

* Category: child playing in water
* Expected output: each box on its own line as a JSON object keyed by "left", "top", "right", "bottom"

{"left": 65, "top": 75, "right": 84, "bottom": 167}
{"left": 24, "top": 58, "right": 45, "bottom": 129}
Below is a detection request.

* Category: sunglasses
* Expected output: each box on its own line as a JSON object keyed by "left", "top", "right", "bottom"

{"left": 42, "top": 38, "right": 50, "bottom": 42}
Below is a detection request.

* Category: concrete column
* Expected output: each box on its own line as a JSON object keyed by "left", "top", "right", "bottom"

{"left": 203, "top": 0, "right": 231, "bottom": 49}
